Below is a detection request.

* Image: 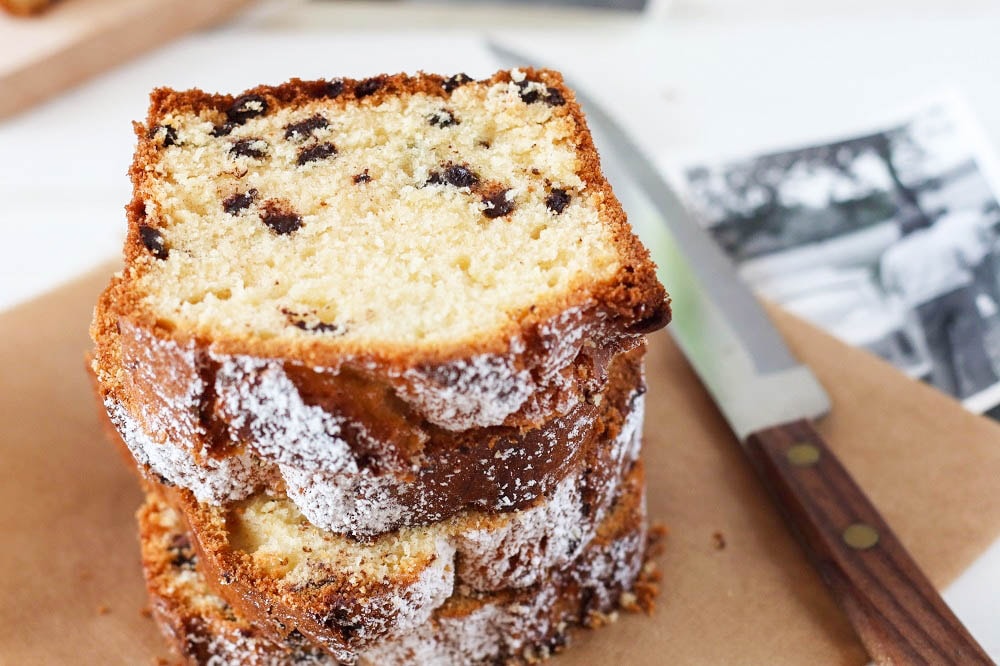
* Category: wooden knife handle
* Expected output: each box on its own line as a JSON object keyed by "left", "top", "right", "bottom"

{"left": 745, "top": 419, "right": 994, "bottom": 665}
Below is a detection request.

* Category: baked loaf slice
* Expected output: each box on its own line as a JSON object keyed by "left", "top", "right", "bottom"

{"left": 91, "top": 69, "right": 669, "bottom": 488}
{"left": 104, "top": 343, "right": 644, "bottom": 536}
{"left": 153, "top": 418, "right": 643, "bottom": 660}
{"left": 140, "top": 464, "right": 647, "bottom": 665}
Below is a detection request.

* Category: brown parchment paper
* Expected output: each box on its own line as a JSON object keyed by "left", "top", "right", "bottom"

{"left": 1, "top": 264, "right": 999, "bottom": 665}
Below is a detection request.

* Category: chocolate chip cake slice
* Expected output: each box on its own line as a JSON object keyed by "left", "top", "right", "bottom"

{"left": 139, "top": 462, "right": 648, "bottom": 666}
{"left": 150, "top": 407, "right": 642, "bottom": 660}
{"left": 101, "top": 343, "right": 645, "bottom": 536}
{"left": 91, "top": 69, "right": 669, "bottom": 486}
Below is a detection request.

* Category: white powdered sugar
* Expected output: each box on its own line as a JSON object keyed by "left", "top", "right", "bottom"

{"left": 397, "top": 348, "right": 535, "bottom": 431}
{"left": 453, "top": 473, "right": 588, "bottom": 589}
{"left": 214, "top": 355, "right": 366, "bottom": 472}
{"left": 359, "top": 586, "right": 559, "bottom": 666}
{"left": 281, "top": 465, "right": 410, "bottom": 536}
{"left": 106, "top": 398, "right": 270, "bottom": 503}
{"left": 535, "top": 306, "right": 589, "bottom": 381}
{"left": 107, "top": 385, "right": 643, "bottom": 541}
{"left": 452, "top": 401, "right": 641, "bottom": 591}
{"left": 119, "top": 322, "right": 206, "bottom": 444}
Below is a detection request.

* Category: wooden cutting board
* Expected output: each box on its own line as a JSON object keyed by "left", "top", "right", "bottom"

{"left": 1, "top": 264, "right": 998, "bottom": 664}
{"left": 0, "top": 0, "right": 252, "bottom": 120}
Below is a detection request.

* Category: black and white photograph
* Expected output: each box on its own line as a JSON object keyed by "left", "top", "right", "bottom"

{"left": 678, "top": 96, "right": 1000, "bottom": 418}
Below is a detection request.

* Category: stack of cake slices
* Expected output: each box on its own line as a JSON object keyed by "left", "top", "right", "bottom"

{"left": 90, "top": 69, "right": 670, "bottom": 665}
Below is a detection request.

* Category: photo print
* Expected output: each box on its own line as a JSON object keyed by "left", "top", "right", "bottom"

{"left": 677, "top": 94, "right": 1000, "bottom": 418}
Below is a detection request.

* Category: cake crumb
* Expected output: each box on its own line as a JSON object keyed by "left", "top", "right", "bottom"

{"left": 139, "top": 605, "right": 154, "bottom": 619}
{"left": 97, "top": 604, "right": 111, "bottom": 616}
{"left": 618, "top": 590, "right": 640, "bottom": 612}
{"left": 712, "top": 531, "right": 727, "bottom": 550}
{"left": 646, "top": 522, "right": 668, "bottom": 558}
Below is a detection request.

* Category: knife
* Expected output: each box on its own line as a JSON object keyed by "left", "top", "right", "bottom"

{"left": 487, "top": 40, "right": 994, "bottom": 665}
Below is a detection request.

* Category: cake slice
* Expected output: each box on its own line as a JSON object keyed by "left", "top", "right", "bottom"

{"left": 91, "top": 69, "right": 669, "bottom": 484}
{"left": 152, "top": 423, "right": 643, "bottom": 659}
{"left": 139, "top": 463, "right": 648, "bottom": 665}
{"left": 102, "top": 343, "right": 644, "bottom": 536}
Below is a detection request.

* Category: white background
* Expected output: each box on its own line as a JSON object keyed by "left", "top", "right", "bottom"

{"left": 1, "top": 0, "right": 998, "bottom": 657}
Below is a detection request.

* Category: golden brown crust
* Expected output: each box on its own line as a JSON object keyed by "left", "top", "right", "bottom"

{"left": 140, "top": 463, "right": 648, "bottom": 665}
{"left": 110, "top": 69, "right": 668, "bottom": 371}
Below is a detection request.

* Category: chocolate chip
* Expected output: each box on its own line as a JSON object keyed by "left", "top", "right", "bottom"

{"left": 517, "top": 80, "right": 566, "bottom": 107}
{"left": 149, "top": 124, "right": 177, "bottom": 147}
{"left": 294, "top": 320, "right": 343, "bottom": 334}
{"left": 482, "top": 189, "right": 515, "bottom": 218}
{"left": 284, "top": 114, "right": 329, "bottom": 141}
{"left": 543, "top": 86, "right": 566, "bottom": 106}
{"left": 223, "top": 188, "right": 258, "bottom": 215}
{"left": 516, "top": 81, "right": 541, "bottom": 104}
{"left": 138, "top": 224, "right": 169, "bottom": 260}
{"left": 545, "top": 188, "right": 571, "bottom": 214}
{"left": 428, "top": 109, "right": 458, "bottom": 128}
{"left": 355, "top": 77, "right": 384, "bottom": 98}
{"left": 353, "top": 170, "right": 372, "bottom": 184}
{"left": 282, "top": 308, "right": 345, "bottom": 335}
{"left": 426, "top": 171, "right": 444, "bottom": 186}
{"left": 443, "top": 73, "right": 473, "bottom": 93}
{"left": 260, "top": 201, "right": 302, "bottom": 235}
{"left": 324, "top": 79, "right": 344, "bottom": 98}
{"left": 211, "top": 122, "right": 237, "bottom": 137}
{"left": 230, "top": 138, "right": 268, "bottom": 159}
{"left": 168, "top": 533, "right": 195, "bottom": 568}
{"left": 443, "top": 164, "right": 478, "bottom": 188}
{"left": 226, "top": 94, "right": 268, "bottom": 124}
{"left": 297, "top": 142, "right": 337, "bottom": 166}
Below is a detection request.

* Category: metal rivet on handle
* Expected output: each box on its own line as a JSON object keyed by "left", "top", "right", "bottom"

{"left": 843, "top": 523, "right": 880, "bottom": 550}
{"left": 786, "top": 442, "right": 821, "bottom": 467}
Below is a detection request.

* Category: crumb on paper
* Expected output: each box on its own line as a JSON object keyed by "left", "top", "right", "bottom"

{"left": 139, "top": 605, "right": 153, "bottom": 619}
{"left": 627, "top": 556, "right": 662, "bottom": 615}
{"left": 646, "top": 521, "right": 669, "bottom": 558}
{"left": 584, "top": 609, "right": 619, "bottom": 628}
{"left": 712, "top": 531, "right": 727, "bottom": 550}
{"left": 96, "top": 604, "right": 110, "bottom": 616}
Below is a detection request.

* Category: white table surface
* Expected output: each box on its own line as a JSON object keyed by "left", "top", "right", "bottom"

{"left": 1, "top": 0, "right": 998, "bottom": 658}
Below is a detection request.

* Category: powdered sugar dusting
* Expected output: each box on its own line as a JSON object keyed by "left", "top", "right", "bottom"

{"left": 322, "top": 535, "right": 456, "bottom": 649}
{"left": 107, "top": 398, "right": 271, "bottom": 503}
{"left": 107, "top": 382, "right": 642, "bottom": 540}
{"left": 360, "top": 587, "right": 558, "bottom": 666}
{"left": 215, "top": 354, "right": 364, "bottom": 472}
{"left": 281, "top": 465, "right": 409, "bottom": 535}
{"left": 452, "top": 401, "right": 641, "bottom": 590}
{"left": 397, "top": 349, "right": 535, "bottom": 431}
{"left": 118, "top": 321, "right": 206, "bottom": 444}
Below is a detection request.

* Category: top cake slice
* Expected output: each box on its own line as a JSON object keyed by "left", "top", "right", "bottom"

{"left": 97, "top": 69, "right": 668, "bottom": 432}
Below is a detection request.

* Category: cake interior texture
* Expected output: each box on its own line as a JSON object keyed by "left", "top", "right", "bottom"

{"left": 134, "top": 71, "right": 627, "bottom": 350}
{"left": 227, "top": 492, "right": 450, "bottom": 586}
